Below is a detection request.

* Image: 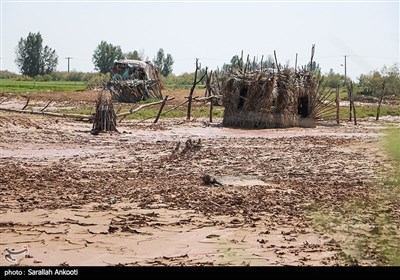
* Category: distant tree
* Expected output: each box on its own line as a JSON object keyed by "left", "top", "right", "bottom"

{"left": 221, "top": 53, "right": 276, "bottom": 74}
{"left": 162, "top": 54, "right": 174, "bottom": 77}
{"left": 323, "top": 69, "right": 344, "bottom": 88}
{"left": 307, "top": 61, "right": 321, "bottom": 73}
{"left": 153, "top": 48, "right": 174, "bottom": 77}
{"left": 221, "top": 55, "right": 242, "bottom": 73}
{"left": 15, "top": 32, "right": 58, "bottom": 77}
{"left": 123, "top": 50, "right": 142, "bottom": 60}
{"left": 358, "top": 64, "right": 400, "bottom": 96}
{"left": 153, "top": 48, "right": 165, "bottom": 70}
{"left": 92, "top": 41, "right": 122, "bottom": 73}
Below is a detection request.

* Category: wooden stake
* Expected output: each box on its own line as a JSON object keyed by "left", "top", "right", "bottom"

{"left": 117, "top": 97, "right": 174, "bottom": 121}
{"left": 40, "top": 100, "right": 53, "bottom": 112}
{"left": 348, "top": 82, "right": 356, "bottom": 125}
{"left": 0, "top": 96, "right": 11, "bottom": 105}
{"left": 376, "top": 81, "right": 385, "bottom": 121}
{"left": 209, "top": 97, "right": 213, "bottom": 123}
{"left": 309, "top": 44, "right": 315, "bottom": 70}
{"left": 22, "top": 97, "right": 30, "bottom": 110}
{"left": 335, "top": 86, "right": 340, "bottom": 125}
{"left": 274, "top": 50, "right": 280, "bottom": 72}
{"left": 154, "top": 95, "right": 168, "bottom": 123}
{"left": 349, "top": 92, "right": 352, "bottom": 121}
{"left": 187, "top": 59, "right": 207, "bottom": 121}
{"left": 0, "top": 107, "right": 93, "bottom": 119}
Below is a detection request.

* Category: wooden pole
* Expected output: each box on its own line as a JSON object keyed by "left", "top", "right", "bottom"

{"left": 274, "top": 50, "right": 279, "bottom": 72}
{"left": 0, "top": 107, "right": 93, "bottom": 119}
{"left": 349, "top": 82, "right": 356, "bottom": 125}
{"left": 240, "top": 50, "right": 244, "bottom": 71}
{"left": 209, "top": 97, "right": 213, "bottom": 123}
{"left": 22, "top": 97, "right": 30, "bottom": 110}
{"left": 295, "top": 53, "right": 298, "bottom": 73}
{"left": 139, "top": 99, "right": 187, "bottom": 123}
{"left": 335, "top": 86, "right": 340, "bottom": 125}
{"left": 187, "top": 60, "right": 207, "bottom": 121}
{"left": 154, "top": 95, "right": 168, "bottom": 123}
{"left": 310, "top": 44, "right": 315, "bottom": 70}
{"left": 40, "top": 100, "right": 53, "bottom": 112}
{"left": 117, "top": 98, "right": 174, "bottom": 119}
{"left": 344, "top": 55, "right": 352, "bottom": 121}
{"left": 353, "top": 98, "right": 357, "bottom": 125}
{"left": 348, "top": 88, "right": 352, "bottom": 121}
{"left": 187, "top": 59, "right": 199, "bottom": 121}
{"left": 376, "top": 81, "right": 385, "bottom": 121}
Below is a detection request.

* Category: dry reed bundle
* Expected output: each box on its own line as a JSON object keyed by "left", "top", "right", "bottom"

{"left": 222, "top": 67, "right": 320, "bottom": 129}
{"left": 91, "top": 91, "right": 117, "bottom": 134}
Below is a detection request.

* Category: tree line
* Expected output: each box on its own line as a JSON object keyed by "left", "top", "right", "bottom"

{"left": 9, "top": 32, "right": 400, "bottom": 97}
{"left": 14, "top": 32, "right": 175, "bottom": 78}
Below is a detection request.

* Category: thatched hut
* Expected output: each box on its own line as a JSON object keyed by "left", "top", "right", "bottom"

{"left": 222, "top": 68, "right": 318, "bottom": 128}
{"left": 107, "top": 60, "right": 163, "bottom": 103}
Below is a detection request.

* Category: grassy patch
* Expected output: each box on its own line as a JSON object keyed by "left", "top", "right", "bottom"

{"left": 0, "top": 79, "right": 86, "bottom": 93}
{"left": 385, "top": 129, "right": 400, "bottom": 168}
{"left": 307, "top": 130, "right": 400, "bottom": 265}
{"left": 324, "top": 88, "right": 349, "bottom": 101}
{"left": 319, "top": 104, "right": 400, "bottom": 119}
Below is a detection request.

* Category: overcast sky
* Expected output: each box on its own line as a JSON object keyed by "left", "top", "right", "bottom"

{"left": 1, "top": 0, "right": 399, "bottom": 79}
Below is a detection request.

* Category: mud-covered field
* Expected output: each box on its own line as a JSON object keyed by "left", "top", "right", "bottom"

{"left": 0, "top": 93, "right": 399, "bottom": 266}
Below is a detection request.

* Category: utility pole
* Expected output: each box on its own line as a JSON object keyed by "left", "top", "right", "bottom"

{"left": 344, "top": 55, "right": 352, "bottom": 121}
{"left": 65, "top": 57, "right": 73, "bottom": 73}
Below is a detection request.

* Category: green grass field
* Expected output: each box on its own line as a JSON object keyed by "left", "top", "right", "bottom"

{"left": 0, "top": 79, "right": 86, "bottom": 93}
{"left": 385, "top": 129, "right": 400, "bottom": 170}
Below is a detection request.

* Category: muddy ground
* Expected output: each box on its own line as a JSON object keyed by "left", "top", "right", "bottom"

{"left": 0, "top": 94, "right": 399, "bottom": 266}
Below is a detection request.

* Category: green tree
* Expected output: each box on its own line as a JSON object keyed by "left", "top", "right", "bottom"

{"left": 358, "top": 64, "right": 400, "bottom": 96}
{"left": 153, "top": 48, "right": 165, "bottom": 70}
{"left": 307, "top": 61, "right": 321, "bottom": 73}
{"left": 153, "top": 48, "right": 174, "bottom": 77}
{"left": 92, "top": 41, "right": 122, "bottom": 73}
{"left": 323, "top": 69, "right": 344, "bottom": 88}
{"left": 221, "top": 53, "right": 275, "bottom": 74}
{"left": 162, "top": 54, "right": 174, "bottom": 77}
{"left": 15, "top": 32, "right": 58, "bottom": 77}
{"left": 123, "top": 50, "right": 142, "bottom": 60}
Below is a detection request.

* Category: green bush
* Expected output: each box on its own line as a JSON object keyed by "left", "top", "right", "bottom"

{"left": 162, "top": 72, "right": 205, "bottom": 88}
{"left": 0, "top": 70, "right": 19, "bottom": 79}
{"left": 86, "top": 73, "right": 110, "bottom": 89}
{"left": 14, "top": 75, "right": 34, "bottom": 81}
{"left": 34, "top": 75, "right": 52, "bottom": 82}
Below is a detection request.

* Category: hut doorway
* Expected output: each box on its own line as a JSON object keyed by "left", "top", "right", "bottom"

{"left": 237, "top": 86, "right": 248, "bottom": 110}
{"left": 297, "top": 96, "right": 309, "bottom": 118}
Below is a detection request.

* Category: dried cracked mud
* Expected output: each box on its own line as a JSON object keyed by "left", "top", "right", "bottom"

{"left": 0, "top": 110, "right": 399, "bottom": 266}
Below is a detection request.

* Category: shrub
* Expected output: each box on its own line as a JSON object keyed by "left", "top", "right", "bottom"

{"left": 14, "top": 75, "right": 34, "bottom": 81}
{"left": 86, "top": 73, "right": 110, "bottom": 89}
{"left": 0, "top": 70, "right": 19, "bottom": 79}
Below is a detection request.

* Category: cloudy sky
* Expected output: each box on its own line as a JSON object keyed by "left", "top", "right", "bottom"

{"left": 1, "top": 0, "right": 399, "bottom": 79}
